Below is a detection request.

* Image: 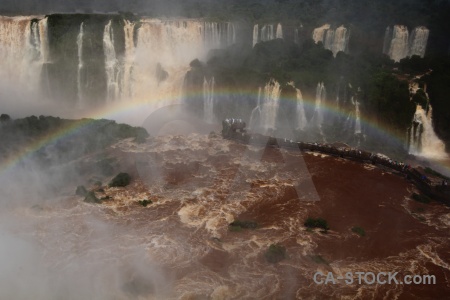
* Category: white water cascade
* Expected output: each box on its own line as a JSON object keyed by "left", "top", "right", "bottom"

{"left": 103, "top": 20, "right": 119, "bottom": 102}
{"left": 409, "top": 26, "right": 429, "bottom": 58}
{"left": 383, "top": 25, "right": 429, "bottom": 62}
{"left": 0, "top": 16, "right": 49, "bottom": 95}
{"left": 122, "top": 20, "right": 135, "bottom": 100}
{"left": 203, "top": 77, "right": 215, "bottom": 123}
{"left": 120, "top": 19, "right": 236, "bottom": 112}
{"left": 312, "top": 24, "right": 349, "bottom": 56}
{"left": 203, "top": 22, "right": 236, "bottom": 49}
{"left": 294, "top": 28, "right": 299, "bottom": 44}
{"left": 76, "top": 22, "right": 84, "bottom": 107}
{"left": 287, "top": 82, "right": 307, "bottom": 130}
{"left": 312, "top": 24, "right": 330, "bottom": 45}
{"left": 409, "top": 104, "right": 447, "bottom": 159}
{"left": 252, "top": 24, "right": 259, "bottom": 47}
{"left": 354, "top": 100, "right": 361, "bottom": 134}
{"left": 249, "top": 87, "right": 262, "bottom": 130}
{"left": 252, "top": 23, "right": 283, "bottom": 47}
{"left": 311, "top": 82, "right": 326, "bottom": 129}
{"left": 30, "top": 18, "right": 49, "bottom": 64}
{"left": 386, "top": 25, "right": 409, "bottom": 62}
{"left": 260, "top": 79, "right": 281, "bottom": 133}
{"left": 276, "top": 23, "right": 283, "bottom": 39}
{"left": 261, "top": 24, "right": 274, "bottom": 42}
{"left": 0, "top": 16, "right": 235, "bottom": 119}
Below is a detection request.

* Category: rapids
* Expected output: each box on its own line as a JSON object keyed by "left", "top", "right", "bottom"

{"left": 2, "top": 133, "right": 448, "bottom": 299}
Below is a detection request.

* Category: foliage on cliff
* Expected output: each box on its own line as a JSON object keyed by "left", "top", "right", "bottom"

{"left": 0, "top": 115, "right": 149, "bottom": 166}
{"left": 205, "top": 37, "right": 414, "bottom": 136}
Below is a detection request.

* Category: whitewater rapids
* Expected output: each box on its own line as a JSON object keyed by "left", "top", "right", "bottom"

{"left": 1, "top": 133, "right": 449, "bottom": 299}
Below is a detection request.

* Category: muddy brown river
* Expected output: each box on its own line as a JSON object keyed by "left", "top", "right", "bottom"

{"left": 2, "top": 133, "right": 449, "bottom": 299}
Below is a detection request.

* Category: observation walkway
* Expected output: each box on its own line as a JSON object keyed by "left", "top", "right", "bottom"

{"left": 222, "top": 118, "right": 450, "bottom": 206}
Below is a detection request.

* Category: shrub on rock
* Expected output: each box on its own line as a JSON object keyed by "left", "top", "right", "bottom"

{"left": 138, "top": 200, "right": 152, "bottom": 207}
{"left": 264, "top": 244, "right": 286, "bottom": 263}
{"left": 84, "top": 191, "right": 101, "bottom": 204}
{"left": 351, "top": 226, "right": 366, "bottom": 236}
{"left": 304, "top": 217, "right": 330, "bottom": 231}
{"left": 229, "top": 220, "right": 258, "bottom": 230}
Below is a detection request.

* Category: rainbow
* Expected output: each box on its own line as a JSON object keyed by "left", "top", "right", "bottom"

{"left": 1, "top": 86, "right": 448, "bottom": 175}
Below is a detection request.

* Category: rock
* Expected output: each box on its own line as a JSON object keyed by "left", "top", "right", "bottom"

{"left": 138, "top": 200, "right": 152, "bottom": 207}
{"left": 84, "top": 191, "right": 101, "bottom": 204}
{"left": 76, "top": 185, "right": 88, "bottom": 197}
{"left": 109, "top": 172, "right": 131, "bottom": 187}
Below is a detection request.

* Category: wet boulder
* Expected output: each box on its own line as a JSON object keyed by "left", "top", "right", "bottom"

{"left": 109, "top": 172, "right": 131, "bottom": 187}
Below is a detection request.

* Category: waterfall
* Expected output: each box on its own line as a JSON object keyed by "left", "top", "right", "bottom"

{"left": 287, "top": 82, "right": 307, "bottom": 130}
{"left": 203, "top": 21, "right": 236, "bottom": 48}
{"left": 253, "top": 23, "right": 281, "bottom": 46}
{"left": 38, "top": 18, "right": 49, "bottom": 63}
{"left": 324, "top": 28, "right": 335, "bottom": 50}
{"left": 260, "top": 79, "right": 281, "bottom": 132}
{"left": 331, "top": 26, "right": 349, "bottom": 56}
{"left": 120, "top": 18, "right": 237, "bottom": 113}
{"left": 249, "top": 87, "right": 262, "bottom": 130}
{"left": 384, "top": 25, "right": 429, "bottom": 62}
{"left": 312, "top": 24, "right": 349, "bottom": 56}
{"left": 227, "top": 22, "right": 236, "bottom": 45}
{"left": 295, "top": 87, "right": 307, "bottom": 131}
{"left": 382, "top": 26, "right": 392, "bottom": 55}
{"left": 388, "top": 25, "right": 409, "bottom": 62}
{"left": 76, "top": 22, "right": 84, "bottom": 107}
{"left": 294, "top": 28, "right": 299, "bottom": 44}
{"left": 409, "top": 26, "right": 429, "bottom": 58}
{"left": 261, "top": 25, "right": 274, "bottom": 42}
{"left": 0, "top": 16, "right": 48, "bottom": 94}
{"left": 354, "top": 100, "right": 361, "bottom": 134}
{"left": 276, "top": 23, "right": 283, "bottom": 39}
{"left": 409, "top": 105, "right": 447, "bottom": 159}
{"left": 253, "top": 24, "right": 259, "bottom": 47}
{"left": 312, "top": 24, "right": 330, "bottom": 44}
{"left": 312, "top": 82, "right": 326, "bottom": 129}
{"left": 122, "top": 20, "right": 135, "bottom": 100}
{"left": 103, "top": 20, "right": 119, "bottom": 102}
{"left": 203, "top": 77, "right": 215, "bottom": 123}
{"left": 204, "top": 22, "right": 219, "bottom": 48}
{"left": 30, "top": 17, "right": 49, "bottom": 64}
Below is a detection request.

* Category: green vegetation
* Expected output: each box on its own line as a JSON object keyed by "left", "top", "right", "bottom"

{"left": 411, "top": 193, "right": 431, "bottom": 204}
{"left": 0, "top": 116, "right": 149, "bottom": 167}
{"left": 229, "top": 225, "right": 242, "bottom": 232}
{"left": 133, "top": 128, "right": 149, "bottom": 144}
{"left": 229, "top": 220, "right": 258, "bottom": 230}
{"left": 304, "top": 218, "right": 330, "bottom": 231}
{"left": 0, "top": 114, "right": 10, "bottom": 123}
{"left": 109, "top": 173, "right": 132, "bottom": 187}
{"left": 351, "top": 226, "right": 366, "bottom": 237}
{"left": 138, "top": 200, "right": 152, "bottom": 207}
{"left": 264, "top": 244, "right": 287, "bottom": 263}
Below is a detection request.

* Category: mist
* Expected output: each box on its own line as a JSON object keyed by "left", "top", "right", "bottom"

{"left": 0, "top": 121, "right": 175, "bottom": 299}
{"left": 1, "top": 1, "right": 450, "bottom": 298}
